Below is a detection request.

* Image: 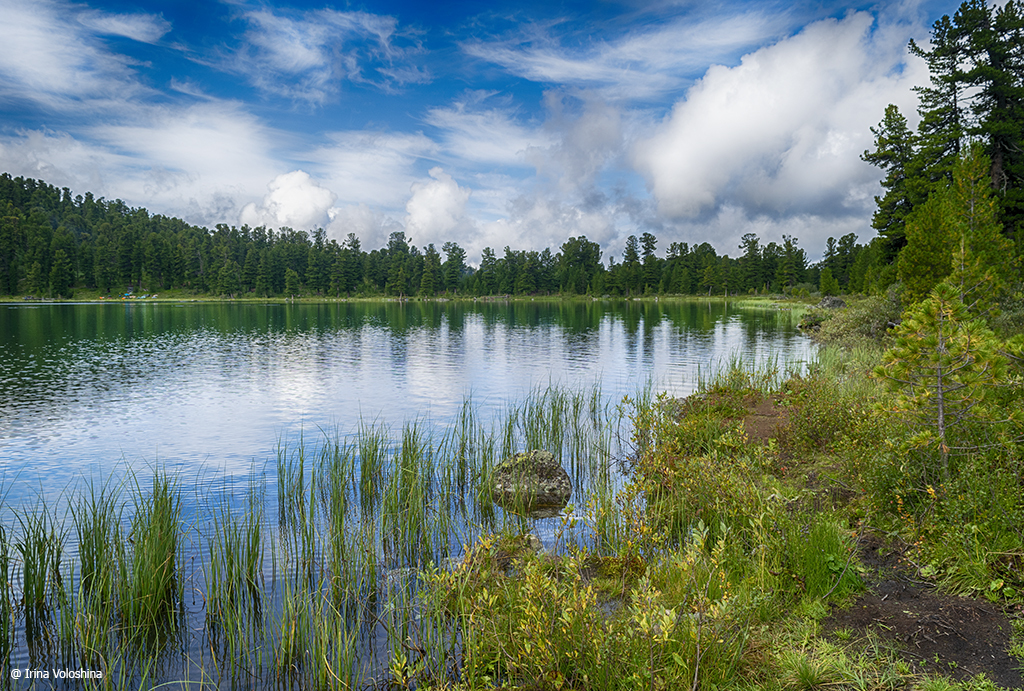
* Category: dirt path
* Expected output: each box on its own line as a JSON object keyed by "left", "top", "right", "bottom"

{"left": 825, "top": 534, "right": 1023, "bottom": 687}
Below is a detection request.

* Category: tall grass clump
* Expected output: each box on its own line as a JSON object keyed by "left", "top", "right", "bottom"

{"left": 785, "top": 518, "right": 861, "bottom": 600}
{"left": 14, "top": 502, "right": 64, "bottom": 649}
{"left": 118, "top": 470, "right": 183, "bottom": 643}
{"left": 67, "top": 479, "right": 123, "bottom": 667}
{"left": 358, "top": 419, "right": 389, "bottom": 515}
{"left": 204, "top": 482, "right": 265, "bottom": 680}
{"left": 73, "top": 479, "right": 122, "bottom": 602}
{"left": 381, "top": 422, "right": 434, "bottom": 568}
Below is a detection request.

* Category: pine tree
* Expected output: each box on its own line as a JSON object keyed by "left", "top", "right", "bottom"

{"left": 862, "top": 105, "right": 919, "bottom": 261}
{"left": 0, "top": 206, "right": 21, "bottom": 295}
{"left": 48, "top": 248, "right": 74, "bottom": 298}
{"left": 775, "top": 235, "right": 804, "bottom": 290}
{"left": 420, "top": 244, "right": 441, "bottom": 297}
{"left": 218, "top": 260, "right": 241, "bottom": 297}
{"left": 944, "top": 143, "right": 1015, "bottom": 316}
{"left": 622, "top": 235, "right": 641, "bottom": 295}
{"left": 908, "top": 15, "right": 968, "bottom": 191}
{"left": 875, "top": 282, "right": 1007, "bottom": 483}
{"left": 819, "top": 268, "right": 840, "bottom": 296}
{"left": 898, "top": 190, "right": 953, "bottom": 305}
{"left": 284, "top": 267, "right": 301, "bottom": 296}
{"left": 640, "top": 232, "right": 660, "bottom": 291}
{"left": 441, "top": 241, "right": 466, "bottom": 294}
{"left": 255, "top": 249, "right": 272, "bottom": 297}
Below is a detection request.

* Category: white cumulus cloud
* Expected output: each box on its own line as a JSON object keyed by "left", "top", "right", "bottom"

{"left": 404, "top": 167, "right": 473, "bottom": 245}
{"left": 240, "top": 171, "right": 337, "bottom": 230}
{"left": 632, "top": 10, "right": 926, "bottom": 232}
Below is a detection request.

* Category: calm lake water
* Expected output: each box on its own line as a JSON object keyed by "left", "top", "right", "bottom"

{"left": 1, "top": 299, "right": 812, "bottom": 511}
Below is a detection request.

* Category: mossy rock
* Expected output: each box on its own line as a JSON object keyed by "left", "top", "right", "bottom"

{"left": 491, "top": 450, "right": 572, "bottom": 518}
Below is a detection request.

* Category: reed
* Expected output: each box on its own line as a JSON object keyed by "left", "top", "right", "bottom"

{"left": 357, "top": 419, "right": 388, "bottom": 516}
{"left": 14, "top": 501, "right": 64, "bottom": 648}
{"left": 118, "top": 470, "right": 183, "bottom": 643}
{"left": 204, "top": 481, "right": 265, "bottom": 680}
{"left": 72, "top": 479, "right": 122, "bottom": 603}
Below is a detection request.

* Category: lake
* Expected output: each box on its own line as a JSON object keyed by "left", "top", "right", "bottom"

{"left": 1, "top": 299, "right": 811, "bottom": 510}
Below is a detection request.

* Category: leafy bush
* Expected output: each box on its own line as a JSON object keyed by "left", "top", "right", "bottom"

{"left": 811, "top": 289, "right": 903, "bottom": 348}
{"left": 423, "top": 535, "right": 748, "bottom": 691}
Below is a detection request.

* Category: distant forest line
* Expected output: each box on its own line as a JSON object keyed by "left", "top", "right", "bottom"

{"left": 0, "top": 172, "right": 874, "bottom": 300}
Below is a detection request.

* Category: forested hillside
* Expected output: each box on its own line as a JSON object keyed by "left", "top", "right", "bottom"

{"left": 0, "top": 173, "right": 863, "bottom": 299}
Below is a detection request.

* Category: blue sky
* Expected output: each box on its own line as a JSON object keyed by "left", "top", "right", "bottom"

{"left": 0, "top": 0, "right": 948, "bottom": 263}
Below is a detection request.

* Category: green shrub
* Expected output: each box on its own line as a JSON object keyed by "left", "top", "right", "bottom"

{"left": 424, "top": 532, "right": 749, "bottom": 691}
{"left": 812, "top": 290, "right": 903, "bottom": 348}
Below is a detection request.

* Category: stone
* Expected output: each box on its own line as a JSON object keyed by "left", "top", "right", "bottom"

{"left": 490, "top": 450, "right": 572, "bottom": 517}
{"left": 816, "top": 296, "right": 846, "bottom": 309}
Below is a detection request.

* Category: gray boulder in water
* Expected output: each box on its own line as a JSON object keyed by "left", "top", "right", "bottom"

{"left": 490, "top": 450, "right": 572, "bottom": 517}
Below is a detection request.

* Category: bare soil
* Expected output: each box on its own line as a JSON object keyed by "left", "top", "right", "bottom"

{"left": 741, "top": 394, "right": 789, "bottom": 444}
{"left": 825, "top": 533, "right": 1023, "bottom": 687}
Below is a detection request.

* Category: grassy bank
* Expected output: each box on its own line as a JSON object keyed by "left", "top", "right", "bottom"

{"left": 416, "top": 293, "right": 1023, "bottom": 690}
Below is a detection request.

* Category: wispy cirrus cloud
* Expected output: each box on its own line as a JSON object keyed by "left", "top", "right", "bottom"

{"left": 224, "top": 7, "right": 430, "bottom": 105}
{"left": 424, "top": 92, "right": 554, "bottom": 167}
{"left": 0, "top": 0, "right": 156, "bottom": 111}
{"left": 462, "top": 10, "right": 790, "bottom": 101}
{"left": 76, "top": 9, "right": 171, "bottom": 43}
{"left": 308, "top": 130, "right": 438, "bottom": 210}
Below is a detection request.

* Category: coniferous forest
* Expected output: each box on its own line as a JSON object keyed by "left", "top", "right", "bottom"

{"left": 0, "top": 172, "right": 859, "bottom": 300}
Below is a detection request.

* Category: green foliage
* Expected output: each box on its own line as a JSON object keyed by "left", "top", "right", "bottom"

{"left": 874, "top": 283, "right": 1009, "bottom": 482}
{"left": 944, "top": 144, "right": 1016, "bottom": 317}
{"left": 811, "top": 291, "right": 903, "bottom": 349}
{"left": 786, "top": 518, "right": 861, "bottom": 599}
{"left": 862, "top": 104, "right": 918, "bottom": 261}
{"left": 899, "top": 190, "right": 953, "bottom": 304}
{"left": 14, "top": 504, "right": 64, "bottom": 644}
{"left": 818, "top": 267, "right": 839, "bottom": 296}
{"left": 865, "top": 1, "right": 1024, "bottom": 286}
{"left": 118, "top": 471, "right": 183, "bottom": 641}
{"left": 48, "top": 248, "right": 74, "bottom": 298}
{"left": 284, "top": 266, "right": 301, "bottom": 296}
{"left": 425, "top": 532, "right": 747, "bottom": 691}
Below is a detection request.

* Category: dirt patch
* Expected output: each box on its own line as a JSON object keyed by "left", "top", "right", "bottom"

{"left": 742, "top": 395, "right": 788, "bottom": 444}
{"left": 825, "top": 533, "right": 1023, "bottom": 687}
